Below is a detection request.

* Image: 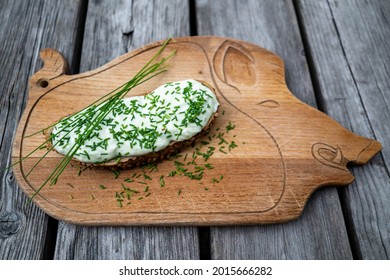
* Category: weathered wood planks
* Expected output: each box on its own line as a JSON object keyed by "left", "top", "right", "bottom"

{"left": 53, "top": 0, "right": 199, "bottom": 260}
{"left": 1, "top": 0, "right": 388, "bottom": 260}
{"left": 0, "top": 0, "right": 85, "bottom": 259}
{"left": 297, "top": 0, "right": 390, "bottom": 259}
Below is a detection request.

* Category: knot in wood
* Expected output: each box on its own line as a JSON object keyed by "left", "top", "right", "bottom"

{"left": 6, "top": 171, "right": 15, "bottom": 184}
{"left": 0, "top": 211, "right": 22, "bottom": 238}
{"left": 122, "top": 29, "right": 134, "bottom": 36}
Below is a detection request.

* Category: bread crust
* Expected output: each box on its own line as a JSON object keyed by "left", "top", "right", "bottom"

{"left": 44, "top": 80, "right": 219, "bottom": 169}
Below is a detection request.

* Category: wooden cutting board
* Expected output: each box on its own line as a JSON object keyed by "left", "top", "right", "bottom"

{"left": 12, "top": 36, "right": 381, "bottom": 226}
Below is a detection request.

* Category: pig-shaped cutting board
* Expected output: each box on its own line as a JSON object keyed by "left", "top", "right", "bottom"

{"left": 12, "top": 36, "right": 381, "bottom": 225}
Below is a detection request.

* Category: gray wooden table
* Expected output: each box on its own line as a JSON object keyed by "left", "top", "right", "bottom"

{"left": 1, "top": 0, "right": 389, "bottom": 260}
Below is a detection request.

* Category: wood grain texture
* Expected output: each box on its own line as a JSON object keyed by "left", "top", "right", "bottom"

{"left": 297, "top": 0, "right": 390, "bottom": 259}
{"left": 0, "top": 0, "right": 84, "bottom": 260}
{"left": 195, "top": 0, "right": 356, "bottom": 259}
{"left": 54, "top": 225, "right": 199, "bottom": 259}
{"left": 52, "top": 0, "right": 197, "bottom": 260}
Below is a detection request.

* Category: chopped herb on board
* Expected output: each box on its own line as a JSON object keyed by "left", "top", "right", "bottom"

{"left": 226, "top": 121, "right": 235, "bottom": 133}
{"left": 159, "top": 175, "right": 165, "bottom": 187}
{"left": 112, "top": 169, "right": 120, "bottom": 179}
{"left": 108, "top": 119, "right": 237, "bottom": 207}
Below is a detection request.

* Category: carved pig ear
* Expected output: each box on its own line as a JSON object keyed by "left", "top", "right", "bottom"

{"left": 30, "top": 49, "right": 69, "bottom": 90}
{"left": 213, "top": 40, "right": 256, "bottom": 88}
{"left": 312, "top": 143, "right": 349, "bottom": 171}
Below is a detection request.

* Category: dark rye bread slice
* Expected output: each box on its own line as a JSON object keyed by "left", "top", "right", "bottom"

{"left": 44, "top": 80, "right": 220, "bottom": 169}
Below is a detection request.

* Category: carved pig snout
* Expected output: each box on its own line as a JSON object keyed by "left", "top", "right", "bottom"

{"left": 311, "top": 125, "right": 381, "bottom": 176}
{"left": 312, "top": 134, "right": 381, "bottom": 168}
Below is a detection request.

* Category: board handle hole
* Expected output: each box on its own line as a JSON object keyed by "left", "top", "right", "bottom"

{"left": 37, "top": 79, "right": 49, "bottom": 88}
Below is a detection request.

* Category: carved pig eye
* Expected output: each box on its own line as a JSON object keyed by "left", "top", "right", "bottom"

{"left": 213, "top": 40, "right": 256, "bottom": 88}
{"left": 257, "top": 100, "right": 280, "bottom": 108}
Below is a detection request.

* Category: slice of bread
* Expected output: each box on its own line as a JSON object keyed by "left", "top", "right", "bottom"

{"left": 45, "top": 80, "right": 219, "bottom": 169}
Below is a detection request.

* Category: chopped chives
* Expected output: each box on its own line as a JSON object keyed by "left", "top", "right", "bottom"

{"left": 159, "top": 175, "right": 165, "bottom": 187}
{"left": 112, "top": 169, "right": 120, "bottom": 179}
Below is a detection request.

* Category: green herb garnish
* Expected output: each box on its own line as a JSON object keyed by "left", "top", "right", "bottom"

{"left": 11, "top": 38, "right": 175, "bottom": 202}
{"left": 226, "top": 121, "right": 235, "bottom": 133}
{"left": 159, "top": 175, "right": 165, "bottom": 187}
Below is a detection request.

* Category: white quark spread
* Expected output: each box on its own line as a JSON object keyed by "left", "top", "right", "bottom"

{"left": 51, "top": 79, "right": 220, "bottom": 163}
